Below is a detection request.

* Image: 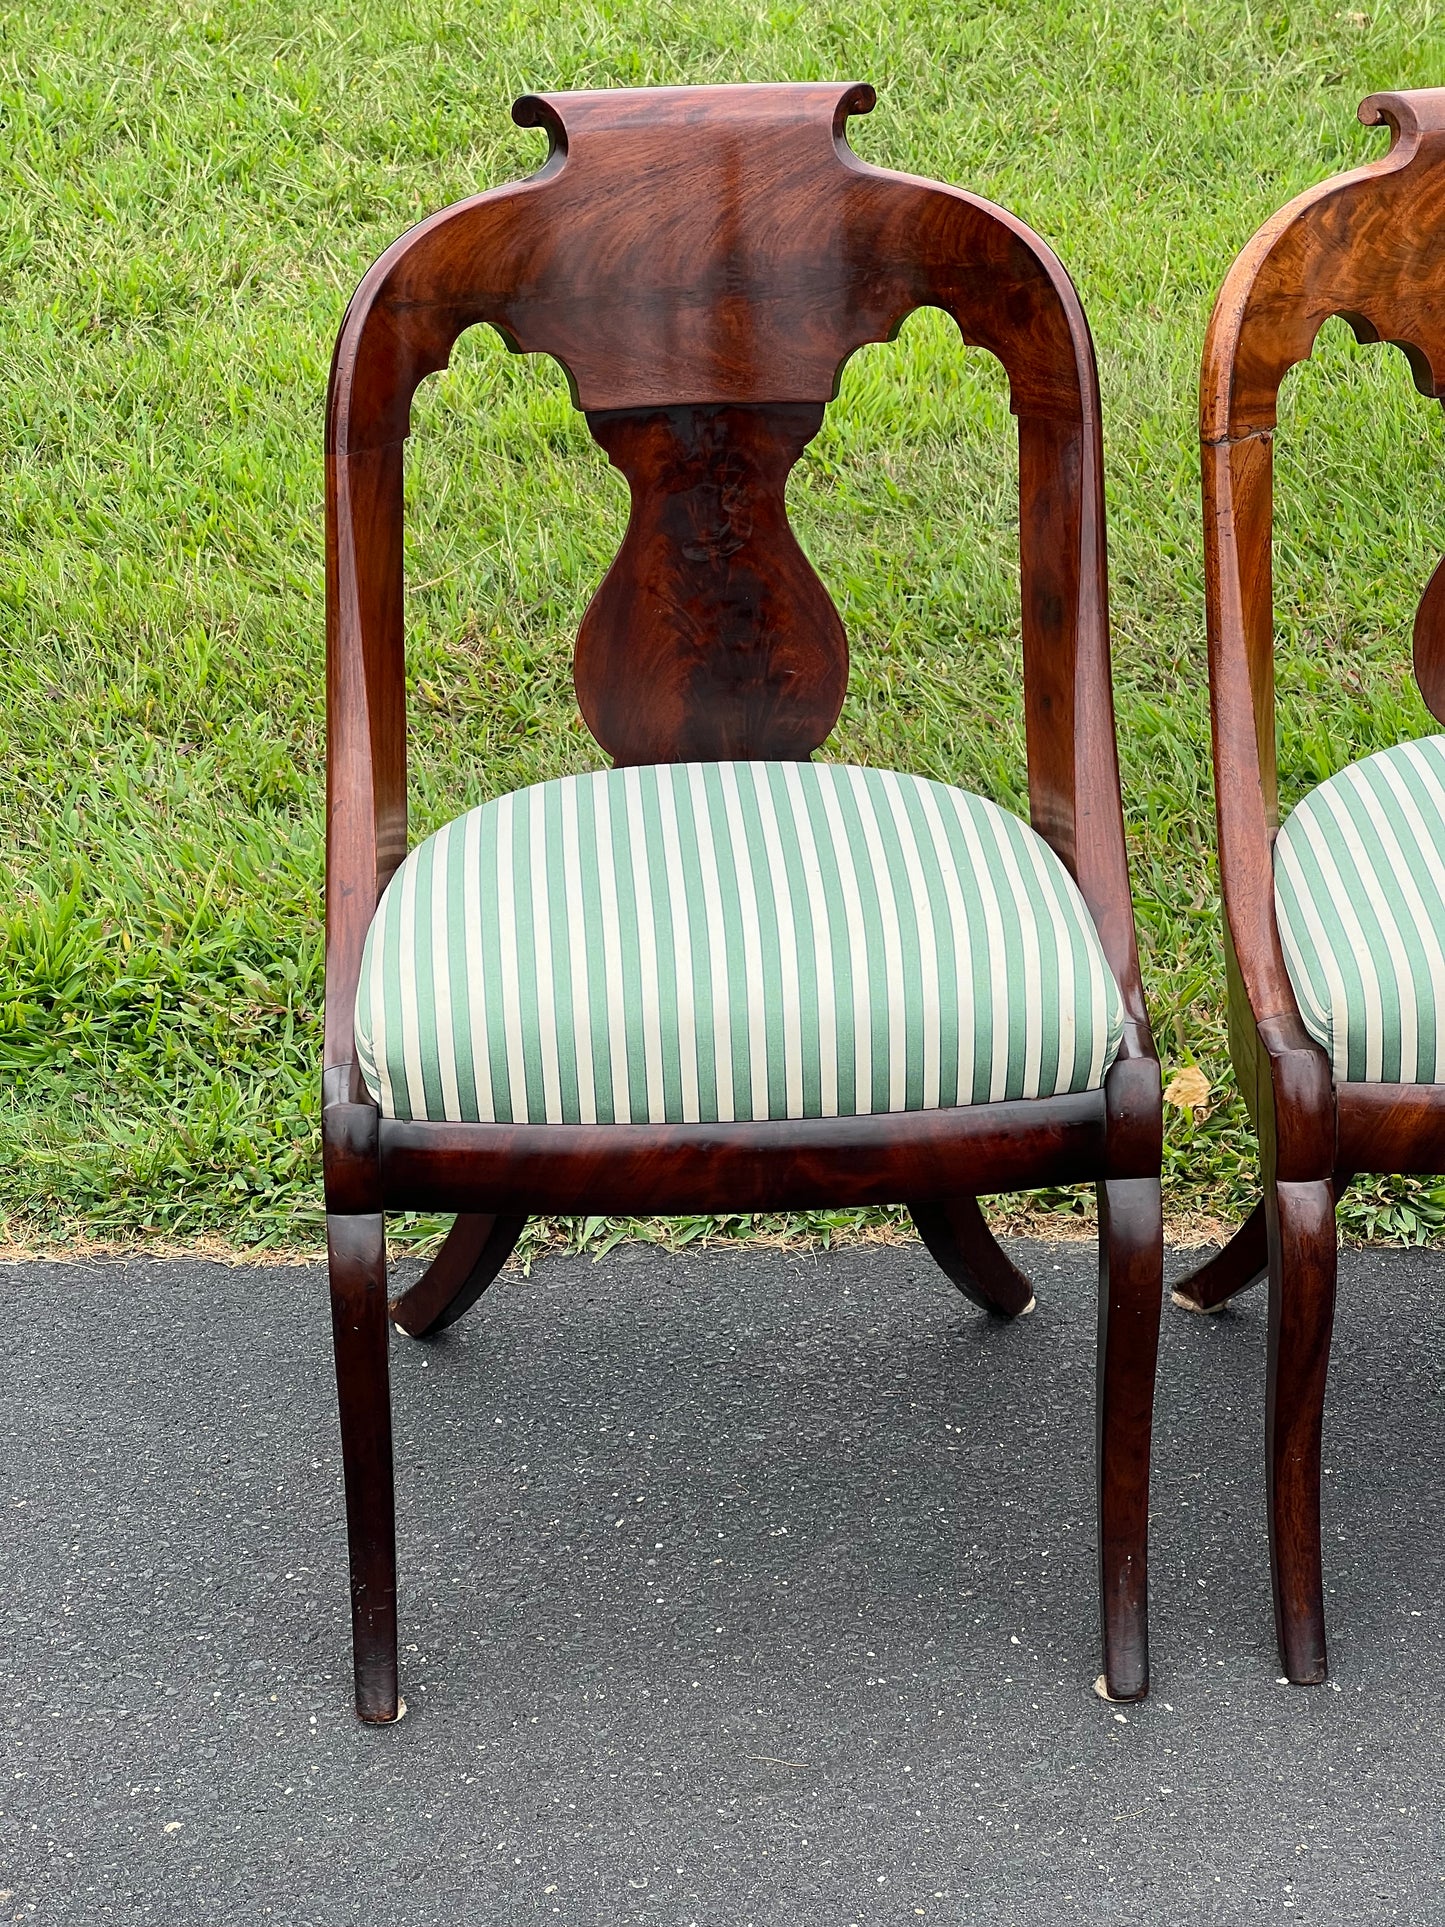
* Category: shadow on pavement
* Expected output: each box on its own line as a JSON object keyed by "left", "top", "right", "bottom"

{"left": 2, "top": 1237, "right": 1442, "bottom": 1923}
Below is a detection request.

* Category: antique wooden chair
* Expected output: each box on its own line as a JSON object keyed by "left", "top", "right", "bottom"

{"left": 1172, "top": 90, "right": 1445, "bottom": 1682}
{"left": 323, "top": 82, "right": 1163, "bottom": 1723}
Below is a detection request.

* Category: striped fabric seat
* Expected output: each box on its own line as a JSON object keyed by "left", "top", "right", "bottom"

{"left": 355, "top": 761, "right": 1125, "bottom": 1124}
{"left": 1274, "top": 735, "right": 1445, "bottom": 1083}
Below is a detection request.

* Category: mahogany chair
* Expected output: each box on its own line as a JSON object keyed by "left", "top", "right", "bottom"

{"left": 323, "top": 81, "right": 1163, "bottom": 1722}
{"left": 1173, "top": 90, "right": 1445, "bottom": 1683}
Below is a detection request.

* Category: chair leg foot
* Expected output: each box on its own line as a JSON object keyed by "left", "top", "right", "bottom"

{"left": 1171, "top": 1199, "right": 1269, "bottom": 1312}
{"left": 1266, "top": 1177, "right": 1337, "bottom": 1685}
{"left": 909, "top": 1196, "right": 1035, "bottom": 1318}
{"left": 1096, "top": 1176, "right": 1163, "bottom": 1702}
{"left": 327, "top": 1212, "right": 399, "bottom": 1724}
{"left": 389, "top": 1212, "right": 527, "bottom": 1338}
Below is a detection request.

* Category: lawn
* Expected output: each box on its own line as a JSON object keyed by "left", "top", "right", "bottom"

{"left": 3, "top": 0, "right": 1444, "bottom": 1253}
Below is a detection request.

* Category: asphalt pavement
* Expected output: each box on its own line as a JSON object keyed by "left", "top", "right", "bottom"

{"left": 3, "top": 1235, "right": 1443, "bottom": 1924}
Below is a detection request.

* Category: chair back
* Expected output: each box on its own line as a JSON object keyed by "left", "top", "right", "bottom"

{"left": 1201, "top": 89, "right": 1445, "bottom": 1044}
{"left": 325, "top": 83, "right": 1141, "bottom": 1075}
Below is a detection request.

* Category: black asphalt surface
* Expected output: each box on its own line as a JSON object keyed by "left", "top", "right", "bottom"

{"left": 3, "top": 1236, "right": 1444, "bottom": 1924}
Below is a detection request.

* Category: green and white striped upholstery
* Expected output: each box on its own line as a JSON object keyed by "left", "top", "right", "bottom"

{"left": 355, "top": 761, "right": 1124, "bottom": 1124}
{"left": 1275, "top": 734, "right": 1445, "bottom": 1083}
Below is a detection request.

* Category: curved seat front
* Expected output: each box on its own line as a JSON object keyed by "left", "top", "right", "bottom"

{"left": 355, "top": 761, "right": 1124, "bottom": 1125}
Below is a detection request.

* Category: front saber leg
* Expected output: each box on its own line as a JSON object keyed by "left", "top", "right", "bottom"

{"left": 1095, "top": 1175, "right": 1163, "bottom": 1703}
{"left": 327, "top": 1211, "right": 400, "bottom": 1723}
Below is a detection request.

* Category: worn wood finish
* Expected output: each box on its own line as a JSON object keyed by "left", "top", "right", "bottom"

{"left": 322, "top": 81, "right": 1162, "bottom": 1717}
{"left": 1173, "top": 89, "right": 1445, "bottom": 1680}
{"left": 388, "top": 1212, "right": 528, "bottom": 1339}
{"left": 579, "top": 404, "right": 846, "bottom": 763}
{"left": 1336, "top": 1082, "right": 1445, "bottom": 1173}
{"left": 909, "top": 1197, "right": 1036, "bottom": 1318}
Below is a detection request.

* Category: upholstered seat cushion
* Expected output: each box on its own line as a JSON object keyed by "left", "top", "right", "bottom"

{"left": 1275, "top": 734, "right": 1445, "bottom": 1083}
{"left": 355, "top": 761, "right": 1124, "bottom": 1124}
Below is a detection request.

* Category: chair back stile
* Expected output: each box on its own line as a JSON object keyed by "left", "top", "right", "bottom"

{"left": 323, "top": 82, "right": 1147, "bottom": 1101}
{"left": 1201, "top": 89, "right": 1445, "bottom": 1135}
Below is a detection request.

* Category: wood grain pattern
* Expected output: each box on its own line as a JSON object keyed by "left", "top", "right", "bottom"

{"left": 377, "top": 1095, "right": 1109, "bottom": 1217}
{"left": 321, "top": 81, "right": 1162, "bottom": 1719}
{"left": 1175, "top": 88, "right": 1445, "bottom": 1684}
{"left": 330, "top": 83, "right": 1087, "bottom": 444}
{"left": 578, "top": 403, "right": 846, "bottom": 762}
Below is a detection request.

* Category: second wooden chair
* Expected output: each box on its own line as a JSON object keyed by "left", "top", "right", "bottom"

{"left": 1174, "top": 89, "right": 1445, "bottom": 1682}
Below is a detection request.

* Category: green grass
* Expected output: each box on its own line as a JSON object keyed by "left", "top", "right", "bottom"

{"left": 3, "top": 0, "right": 1445, "bottom": 1251}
